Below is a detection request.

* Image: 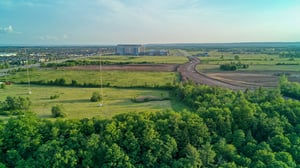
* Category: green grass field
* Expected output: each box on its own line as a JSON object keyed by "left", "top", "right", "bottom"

{"left": 0, "top": 85, "right": 188, "bottom": 119}
{"left": 4, "top": 69, "right": 179, "bottom": 88}
{"left": 87, "top": 55, "right": 188, "bottom": 64}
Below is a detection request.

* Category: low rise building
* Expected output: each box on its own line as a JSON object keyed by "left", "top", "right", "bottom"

{"left": 145, "top": 49, "right": 169, "bottom": 56}
{"left": 116, "top": 44, "right": 145, "bottom": 55}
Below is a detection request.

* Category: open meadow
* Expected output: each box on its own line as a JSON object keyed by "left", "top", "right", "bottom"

{"left": 4, "top": 69, "right": 179, "bottom": 88}
{"left": 0, "top": 85, "right": 188, "bottom": 119}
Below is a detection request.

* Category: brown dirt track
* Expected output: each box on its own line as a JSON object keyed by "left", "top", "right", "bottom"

{"left": 207, "top": 72, "right": 300, "bottom": 88}
{"left": 178, "top": 56, "right": 300, "bottom": 90}
{"left": 64, "top": 64, "right": 179, "bottom": 72}
{"left": 177, "top": 57, "right": 247, "bottom": 90}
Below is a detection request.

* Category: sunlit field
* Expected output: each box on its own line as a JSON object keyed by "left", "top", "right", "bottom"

{"left": 0, "top": 85, "right": 188, "bottom": 119}
{"left": 4, "top": 69, "right": 179, "bottom": 88}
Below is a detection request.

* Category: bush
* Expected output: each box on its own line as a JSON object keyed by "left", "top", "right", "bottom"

{"left": 51, "top": 105, "right": 66, "bottom": 118}
{"left": 220, "top": 64, "right": 237, "bottom": 71}
{"left": 90, "top": 92, "right": 102, "bottom": 102}
{"left": 220, "top": 62, "right": 249, "bottom": 71}
{"left": 0, "top": 83, "right": 5, "bottom": 89}
{"left": 50, "top": 94, "right": 60, "bottom": 99}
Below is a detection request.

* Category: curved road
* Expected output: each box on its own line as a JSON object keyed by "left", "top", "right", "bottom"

{"left": 178, "top": 56, "right": 248, "bottom": 90}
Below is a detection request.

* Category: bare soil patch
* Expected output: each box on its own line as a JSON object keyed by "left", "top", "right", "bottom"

{"left": 207, "top": 71, "right": 300, "bottom": 88}
{"left": 207, "top": 72, "right": 278, "bottom": 87}
{"left": 178, "top": 57, "right": 300, "bottom": 90}
{"left": 64, "top": 64, "right": 178, "bottom": 72}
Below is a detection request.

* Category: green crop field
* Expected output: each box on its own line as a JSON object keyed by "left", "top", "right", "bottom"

{"left": 0, "top": 85, "right": 188, "bottom": 119}
{"left": 87, "top": 55, "right": 188, "bottom": 64}
{"left": 3, "top": 69, "right": 179, "bottom": 88}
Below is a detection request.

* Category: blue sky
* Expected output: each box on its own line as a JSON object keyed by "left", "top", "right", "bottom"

{"left": 0, "top": 0, "right": 299, "bottom": 45}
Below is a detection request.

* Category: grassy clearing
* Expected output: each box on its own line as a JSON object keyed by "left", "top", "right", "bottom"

{"left": 4, "top": 69, "right": 178, "bottom": 87}
{"left": 0, "top": 85, "right": 188, "bottom": 119}
{"left": 87, "top": 55, "right": 188, "bottom": 64}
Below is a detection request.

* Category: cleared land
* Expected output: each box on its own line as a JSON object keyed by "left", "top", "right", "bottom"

{"left": 0, "top": 85, "right": 188, "bottom": 119}
{"left": 195, "top": 52, "right": 300, "bottom": 88}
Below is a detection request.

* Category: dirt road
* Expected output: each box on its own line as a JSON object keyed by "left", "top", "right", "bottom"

{"left": 177, "top": 56, "right": 251, "bottom": 90}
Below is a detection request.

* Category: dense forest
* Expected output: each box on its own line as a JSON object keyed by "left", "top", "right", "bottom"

{"left": 280, "top": 76, "right": 300, "bottom": 100}
{"left": 1, "top": 83, "right": 300, "bottom": 167}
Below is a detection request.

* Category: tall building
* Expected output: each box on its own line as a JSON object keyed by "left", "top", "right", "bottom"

{"left": 116, "top": 44, "right": 145, "bottom": 55}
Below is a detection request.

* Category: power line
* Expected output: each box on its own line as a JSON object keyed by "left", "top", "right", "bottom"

{"left": 99, "top": 51, "right": 103, "bottom": 107}
{"left": 25, "top": 49, "right": 32, "bottom": 95}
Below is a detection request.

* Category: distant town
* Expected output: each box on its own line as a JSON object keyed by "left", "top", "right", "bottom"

{"left": 0, "top": 44, "right": 171, "bottom": 65}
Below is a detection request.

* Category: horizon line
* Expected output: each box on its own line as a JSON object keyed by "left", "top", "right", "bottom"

{"left": 1, "top": 41, "right": 300, "bottom": 47}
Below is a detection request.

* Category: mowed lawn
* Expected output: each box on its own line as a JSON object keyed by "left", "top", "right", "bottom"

{"left": 5, "top": 69, "right": 179, "bottom": 87}
{"left": 0, "top": 85, "right": 188, "bottom": 119}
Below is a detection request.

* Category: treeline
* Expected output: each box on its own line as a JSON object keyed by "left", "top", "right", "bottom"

{"left": 0, "top": 96, "right": 31, "bottom": 115}
{"left": 220, "top": 62, "right": 249, "bottom": 71}
{"left": 42, "top": 60, "right": 155, "bottom": 68}
{"left": 276, "top": 62, "right": 299, "bottom": 65}
{"left": 19, "top": 78, "right": 175, "bottom": 90}
{"left": 1, "top": 83, "right": 300, "bottom": 167}
{"left": 280, "top": 75, "right": 300, "bottom": 100}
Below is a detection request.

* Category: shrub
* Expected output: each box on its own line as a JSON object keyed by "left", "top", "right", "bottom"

{"left": 51, "top": 105, "right": 66, "bottom": 118}
{"left": 90, "top": 92, "right": 102, "bottom": 102}
{"left": 220, "top": 62, "right": 249, "bottom": 71}
{"left": 0, "top": 83, "right": 5, "bottom": 89}
{"left": 220, "top": 64, "right": 237, "bottom": 71}
{"left": 50, "top": 94, "right": 60, "bottom": 100}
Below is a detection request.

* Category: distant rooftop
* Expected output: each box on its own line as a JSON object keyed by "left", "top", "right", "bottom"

{"left": 117, "top": 44, "right": 143, "bottom": 47}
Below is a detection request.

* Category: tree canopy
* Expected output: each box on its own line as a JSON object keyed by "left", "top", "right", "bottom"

{"left": 1, "top": 83, "right": 300, "bottom": 167}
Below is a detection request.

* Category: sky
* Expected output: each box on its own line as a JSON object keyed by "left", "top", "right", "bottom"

{"left": 0, "top": 0, "right": 299, "bottom": 45}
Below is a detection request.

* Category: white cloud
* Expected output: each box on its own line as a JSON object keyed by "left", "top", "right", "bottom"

{"left": 38, "top": 34, "right": 69, "bottom": 41}
{"left": 0, "top": 25, "right": 20, "bottom": 34}
{"left": 5, "top": 25, "right": 13, "bottom": 33}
